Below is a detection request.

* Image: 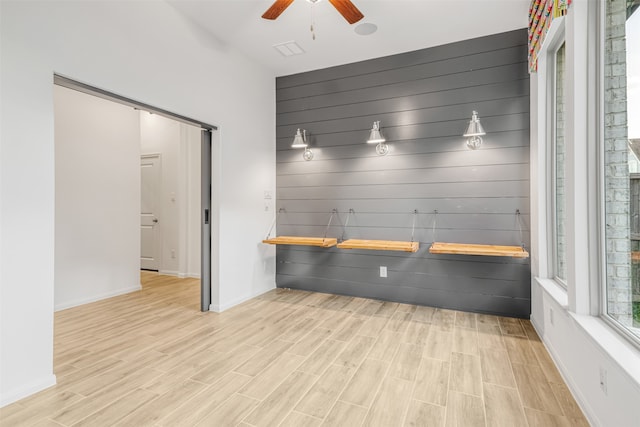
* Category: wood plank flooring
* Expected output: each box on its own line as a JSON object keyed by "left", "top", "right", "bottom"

{"left": 0, "top": 272, "right": 590, "bottom": 426}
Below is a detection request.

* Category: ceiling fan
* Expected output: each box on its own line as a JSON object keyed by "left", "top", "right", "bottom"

{"left": 262, "top": 0, "right": 364, "bottom": 25}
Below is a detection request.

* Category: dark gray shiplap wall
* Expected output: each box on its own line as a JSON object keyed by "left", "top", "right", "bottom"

{"left": 274, "top": 29, "right": 531, "bottom": 318}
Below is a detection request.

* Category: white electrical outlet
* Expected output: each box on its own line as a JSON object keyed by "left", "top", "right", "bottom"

{"left": 171, "top": 249, "right": 176, "bottom": 259}
{"left": 550, "top": 308, "right": 554, "bottom": 325}
{"left": 380, "top": 266, "right": 387, "bottom": 278}
{"left": 599, "top": 367, "right": 608, "bottom": 395}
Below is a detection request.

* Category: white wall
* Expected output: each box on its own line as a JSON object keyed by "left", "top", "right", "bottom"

{"left": 0, "top": 0, "right": 275, "bottom": 406}
{"left": 531, "top": 281, "right": 640, "bottom": 427}
{"left": 54, "top": 86, "right": 141, "bottom": 311}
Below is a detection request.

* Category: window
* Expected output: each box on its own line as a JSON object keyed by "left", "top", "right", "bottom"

{"left": 553, "top": 42, "right": 567, "bottom": 287}
{"left": 603, "top": 0, "right": 640, "bottom": 341}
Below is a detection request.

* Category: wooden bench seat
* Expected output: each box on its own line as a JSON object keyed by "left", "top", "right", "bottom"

{"left": 262, "top": 236, "right": 337, "bottom": 247}
{"left": 337, "top": 239, "right": 419, "bottom": 253}
{"left": 429, "top": 242, "right": 529, "bottom": 258}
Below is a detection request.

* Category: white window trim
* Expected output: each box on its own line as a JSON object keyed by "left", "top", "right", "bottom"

{"left": 565, "top": 0, "right": 596, "bottom": 317}
{"left": 534, "top": 3, "right": 596, "bottom": 314}
{"left": 535, "top": 0, "right": 640, "bottom": 349}
{"left": 597, "top": 0, "right": 640, "bottom": 349}
{"left": 535, "top": 16, "right": 567, "bottom": 294}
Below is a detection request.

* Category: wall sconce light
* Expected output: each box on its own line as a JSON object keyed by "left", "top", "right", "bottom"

{"left": 292, "top": 128, "right": 313, "bottom": 161}
{"left": 367, "top": 120, "right": 389, "bottom": 156}
{"left": 463, "top": 111, "right": 486, "bottom": 150}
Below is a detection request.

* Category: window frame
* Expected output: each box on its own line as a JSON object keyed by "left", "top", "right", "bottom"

{"left": 547, "top": 40, "right": 567, "bottom": 290}
{"left": 598, "top": 0, "right": 640, "bottom": 349}
{"left": 545, "top": 23, "right": 568, "bottom": 290}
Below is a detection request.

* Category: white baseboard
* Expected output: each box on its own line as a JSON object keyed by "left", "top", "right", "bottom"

{"left": 159, "top": 270, "right": 179, "bottom": 277}
{"left": 0, "top": 374, "right": 56, "bottom": 408}
{"left": 54, "top": 285, "right": 142, "bottom": 312}
{"left": 159, "top": 271, "right": 200, "bottom": 279}
{"left": 530, "top": 315, "right": 598, "bottom": 427}
{"left": 209, "top": 286, "right": 275, "bottom": 313}
{"left": 177, "top": 272, "right": 200, "bottom": 279}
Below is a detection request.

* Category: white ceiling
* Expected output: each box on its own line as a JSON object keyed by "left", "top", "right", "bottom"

{"left": 168, "top": 0, "right": 530, "bottom": 77}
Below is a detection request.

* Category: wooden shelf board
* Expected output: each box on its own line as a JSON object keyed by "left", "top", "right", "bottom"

{"left": 337, "top": 239, "right": 419, "bottom": 253}
{"left": 262, "top": 236, "right": 337, "bottom": 248}
{"left": 632, "top": 251, "right": 640, "bottom": 261}
{"left": 429, "top": 242, "right": 529, "bottom": 258}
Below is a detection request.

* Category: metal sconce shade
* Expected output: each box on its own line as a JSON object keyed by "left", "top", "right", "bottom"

{"left": 463, "top": 111, "right": 486, "bottom": 150}
{"left": 463, "top": 111, "right": 486, "bottom": 136}
{"left": 292, "top": 128, "right": 313, "bottom": 160}
{"left": 367, "top": 120, "right": 389, "bottom": 156}
{"left": 367, "top": 121, "right": 386, "bottom": 144}
{"left": 291, "top": 128, "right": 308, "bottom": 148}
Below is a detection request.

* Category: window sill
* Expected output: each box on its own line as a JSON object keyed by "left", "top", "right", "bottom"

{"left": 535, "top": 276, "right": 569, "bottom": 308}
{"left": 570, "top": 313, "right": 640, "bottom": 387}
{"left": 533, "top": 277, "right": 640, "bottom": 389}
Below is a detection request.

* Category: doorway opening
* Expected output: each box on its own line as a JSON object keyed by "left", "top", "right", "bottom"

{"left": 53, "top": 74, "right": 215, "bottom": 312}
{"left": 140, "top": 153, "right": 162, "bottom": 272}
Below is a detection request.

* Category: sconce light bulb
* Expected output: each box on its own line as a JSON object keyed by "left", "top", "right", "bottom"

{"left": 376, "top": 142, "right": 389, "bottom": 156}
{"left": 466, "top": 136, "right": 483, "bottom": 150}
{"left": 303, "top": 147, "right": 314, "bottom": 161}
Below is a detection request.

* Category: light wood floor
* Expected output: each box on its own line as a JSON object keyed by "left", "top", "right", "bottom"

{"left": 0, "top": 272, "right": 589, "bottom": 426}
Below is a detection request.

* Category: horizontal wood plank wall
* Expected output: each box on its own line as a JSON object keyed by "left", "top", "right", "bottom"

{"left": 275, "top": 29, "right": 531, "bottom": 318}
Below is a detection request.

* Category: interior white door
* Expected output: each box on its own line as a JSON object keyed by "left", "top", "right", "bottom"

{"left": 141, "top": 155, "right": 161, "bottom": 271}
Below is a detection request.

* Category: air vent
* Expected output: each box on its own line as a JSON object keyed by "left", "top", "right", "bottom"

{"left": 273, "top": 41, "right": 305, "bottom": 57}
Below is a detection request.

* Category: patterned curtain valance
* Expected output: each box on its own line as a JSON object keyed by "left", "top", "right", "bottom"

{"left": 528, "top": 0, "right": 572, "bottom": 72}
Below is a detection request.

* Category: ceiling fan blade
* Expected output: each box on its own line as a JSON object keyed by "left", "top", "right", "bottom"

{"left": 328, "top": 0, "right": 364, "bottom": 24}
{"left": 262, "top": 0, "right": 295, "bottom": 20}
